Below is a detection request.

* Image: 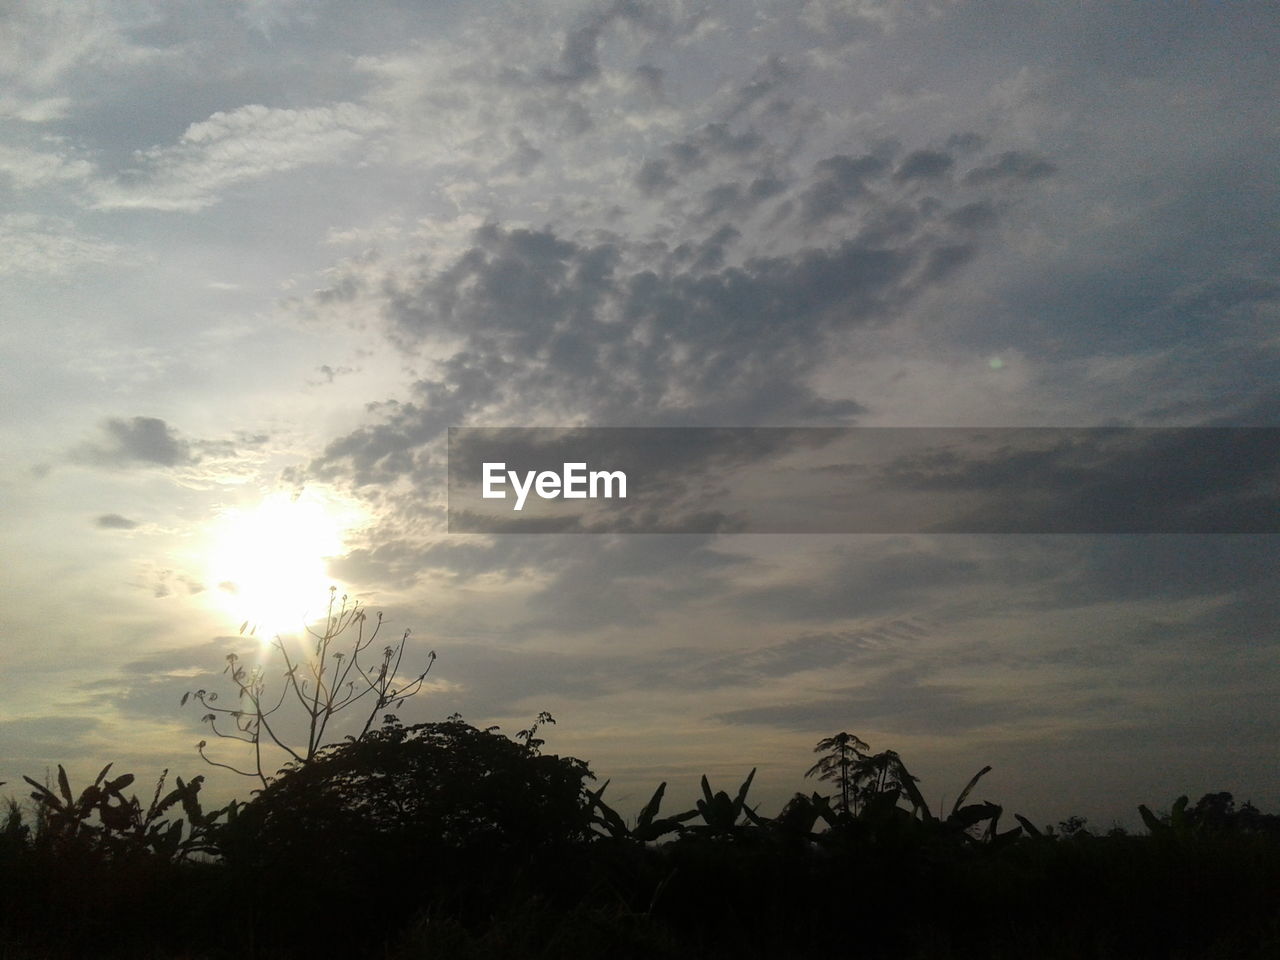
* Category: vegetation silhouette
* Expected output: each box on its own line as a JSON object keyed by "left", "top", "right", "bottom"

{"left": 4, "top": 732, "right": 1280, "bottom": 957}
{"left": 3, "top": 597, "right": 1279, "bottom": 957}
{"left": 21, "top": 763, "right": 230, "bottom": 862}
{"left": 214, "top": 712, "right": 597, "bottom": 956}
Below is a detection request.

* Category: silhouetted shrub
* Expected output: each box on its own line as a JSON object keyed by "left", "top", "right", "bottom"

{"left": 219, "top": 715, "right": 596, "bottom": 954}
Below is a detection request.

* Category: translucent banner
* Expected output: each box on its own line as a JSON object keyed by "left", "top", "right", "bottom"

{"left": 447, "top": 427, "right": 1280, "bottom": 533}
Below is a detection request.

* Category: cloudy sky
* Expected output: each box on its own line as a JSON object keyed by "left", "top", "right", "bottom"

{"left": 2, "top": 0, "right": 1278, "bottom": 827}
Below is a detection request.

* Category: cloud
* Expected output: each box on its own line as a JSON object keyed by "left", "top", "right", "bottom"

{"left": 878, "top": 428, "right": 1280, "bottom": 534}
{"left": 95, "top": 513, "right": 139, "bottom": 530}
{"left": 894, "top": 148, "right": 954, "bottom": 183}
{"left": 540, "top": 0, "right": 674, "bottom": 86}
{"left": 74, "top": 416, "right": 194, "bottom": 468}
{"left": 69, "top": 418, "right": 273, "bottom": 471}
{"left": 0, "top": 715, "right": 101, "bottom": 766}
{"left": 723, "top": 54, "right": 799, "bottom": 121}
{"left": 0, "top": 93, "right": 72, "bottom": 123}
{"left": 0, "top": 0, "right": 176, "bottom": 91}
{"left": 795, "top": 152, "right": 891, "bottom": 225}
{"left": 307, "top": 155, "right": 1029, "bottom": 488}
{"left": 798, "top": 0, "right": 902, "bottom": 46}
{"left": 736, "top": 541, "right": 983, "bottom": 622}
{"left": 633, "top": 122, "right": 769, "bottom": 196}
{"left": 75, "top": 638, "right": 260, "bottom": 725}
{"left": 962, "top": 150, "right": 1056, "bottom": 186}
{"left": 91, "top": 102, "right": 387, "bottom": 211}
{"left": 674, "top": 620, "right": 933, "bottom": 690}
{"left": 0, "top": 214, "right": 126, "bottom": 277}
{"left": 0, "top": 143, "right": 93, "bottom": 189}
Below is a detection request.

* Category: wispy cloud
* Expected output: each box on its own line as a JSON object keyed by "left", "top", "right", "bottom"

{"left": 0, "top": 213, "right": 126, "bottom": 276}
{"left": 91, "top": 103, "right": 388, "bottom": 211}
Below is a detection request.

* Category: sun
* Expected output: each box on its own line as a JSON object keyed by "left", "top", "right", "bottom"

{"left": 205, "top": 489, "right": 363, "bottom": 637}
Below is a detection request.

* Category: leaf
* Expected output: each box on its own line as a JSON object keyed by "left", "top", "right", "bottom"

{"left": 23, "top": 776, "right": 60, "bottom": 808}
{"left": 57, "top": 766, "right": 73, "bottom": 805}
{"left": 950, "top": 765, "right": 993, "bottom": 817}
{"left": 732, "top": 768, "right": 757, "bottom": 813}
{"left": 636, "top": 811, "right": 697, "bottom": 841}
{"left": 1014, "top": 814, "right": 1043, "bottom": 838}
{"left": 104, "top": 773, "right": 135, "bottom": 795}
{"left": 178, "top": 777, "right": 206, "bottom": 827}
{"left": 897, "top": 765, "right": 933, "bottom": 821}
{"left": 950, "top": 801, "right": 1001, "bottom": 831}
{"left": 636, "top": 782, "right": 667, "bottom": 828}
{"left": 1138, "top": 804, "right": 1168, "bottom": 835}
{"left": 700, "top": 774, "right": 715, "bottom": 807}
{"left": 240, "top": 620, "right": 248, "bottom": 635}
{"left": 590, "top": 796, "right": 629, "bottom": 838}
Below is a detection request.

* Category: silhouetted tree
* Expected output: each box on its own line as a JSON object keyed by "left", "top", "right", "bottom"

{"left": 184, "top": 587, "right": 435, "bottom": 786}
{"left": 209, "top": 713, "right": 596, "bottom": 954}
{"left": 805, "top": 732, "right": 869, "bottom": 816}
{"left": 222, "top": 714, "right": 595, "bottom": 880}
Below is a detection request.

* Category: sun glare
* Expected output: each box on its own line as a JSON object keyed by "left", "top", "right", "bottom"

{"left": 206, "top": 489, "right": 364, "bottom": 637}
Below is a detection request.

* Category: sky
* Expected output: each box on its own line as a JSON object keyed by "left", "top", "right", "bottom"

{"left": 2, "top": 0, "right": 1278, "bottom": 829}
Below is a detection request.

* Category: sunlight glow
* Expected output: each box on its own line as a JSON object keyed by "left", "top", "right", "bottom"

{"left": 205, "top": 489, "right": 364, "bottom": 637}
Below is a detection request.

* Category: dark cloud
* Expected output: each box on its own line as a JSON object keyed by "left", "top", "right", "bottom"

{"left": 309, "top": 364, "right": 356, "bottom": 387}
{"left": 724, "top": 54, "right": 799, "bottom": 120}
{"left": 963, "top": 150, "right": 1057, "bottom": 186}
{"left": 300, "top": 133, "right": 1064, "bottom": 509}
{"left": 798, "top": 0, "right": 888, "bottom": 48}
{"left": 797, "top": 153, "right": 891, "bottom": 226}
{"left": 1042, "top": 536, "right": 1280, "bottom": 610}
{"left": 945, "top": 200, "right": 999, "bottom": 231}
{"left": 634, "top": 123, "right": 768, "bottom": 195}
{"left": 635, "top": 157, "right": 676, "bottom": 195}
{"left": 309, "top": 190, "right": 1013, "bottom": 487}
{"left": 634, "top": 63, "right": 664, "bottom": 100}
{"left": 879, "top": 429, "right": 1280, "bottom": 534}
{"left": 980, "top": 148, "right": 1280, "bottom": 374}
{"left": 736, "top": 543, "right": 983, "bottom": 622}
{"left": 95, "top": 513, "right": 138, "bottom": 529}
{"left": 0, "top": 716, "right": 101, "bottom": 766}
{"left": 117, "top": 639, "right": 245, "bottom": 678}
{"left": 541, "top": 0, "right": 673, "bottom": 86}
{"left": 74, "top": 416, "right": 194, "bottom": 467}
{"left": 714, "top": 665, "right": 1034, "bottom": 735}
{"left": 678, "top": 620, "right": 932, "bottom": 689}
{"left": 699, "top": 176, "right": 788, "bottom": 221}
{"left": 945, "top": 132, "right": 987, "bottom": 154}
{"left": 504, "top": 129, "right": 543, "bottom": 175}
{"left": 97, "top": 634, "right": 375, "bottom": 723}
{"left": 515, "top": 534, "right": 748, "bottom": 633}
{"left": 894, "top": 149, "right": 954, "bottom": 182}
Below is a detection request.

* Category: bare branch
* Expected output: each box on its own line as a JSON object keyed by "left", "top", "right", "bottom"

{"left": 186, "top": 591, "right": 432, "bottom": 783}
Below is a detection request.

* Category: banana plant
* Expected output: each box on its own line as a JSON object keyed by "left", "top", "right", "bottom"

{"left": 1139, "top": 794, "right": 1192, "bottom": 842}
{"left": 895, "top": 761, "right": 1011, "bottom": 843}
{"left": 23, "top": 763, "right": 133, "bottom": 842}
{"left": 689, "top": 768, "right": 759, "bottom": 838}
{"left": 23, "top": 763, "right": 234, "bottom": 860}
{"left": 770, "top": 791, "right": 838, "bottom": 842}
{"left": 589, "top": 780, "right": 698, "bottom": 842}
